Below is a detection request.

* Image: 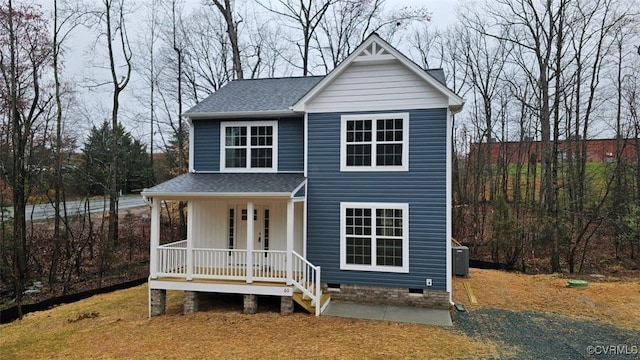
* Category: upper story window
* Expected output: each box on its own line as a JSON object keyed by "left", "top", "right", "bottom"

{"left": 340, "top": 113, "right": 409, "bottom": 172}
{"left": 221, "top": 121, "right": 278, "bottom": 172}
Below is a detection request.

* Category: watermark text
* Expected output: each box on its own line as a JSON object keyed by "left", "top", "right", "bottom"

{"left": 587, "top": 345, "right": 638, "bottom": 356}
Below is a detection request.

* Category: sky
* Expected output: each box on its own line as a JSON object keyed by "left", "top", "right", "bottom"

{"left": 44, "top": 0, "right": 461, "bottom": 145}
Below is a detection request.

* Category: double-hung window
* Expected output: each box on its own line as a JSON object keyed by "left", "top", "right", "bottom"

{"left": 340, "top": 202, "right": 409, "bottom": 273}
{"left": 221, "top": 121, "right": 278, "bottom": 172}
{"left": 340, "top": 113, "right": 409, "bottom": 171}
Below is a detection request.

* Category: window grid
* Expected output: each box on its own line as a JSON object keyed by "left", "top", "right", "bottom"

{"left": 222, "top": 122, "right": 276, "bottom": 171}
{"left": 343, "top": 204, "right": 406, "bottom": 270}
{"left": 375, "top": 208, "right": 404, "bottom": 267}
{"left": 342, "top": 114, "right": 408, "bottom": 171}
{"left": 346, "top": 120, "right": 372, "bottom": 166}
{"left": 346, "top": 237, "right": 372, "bottom": 265}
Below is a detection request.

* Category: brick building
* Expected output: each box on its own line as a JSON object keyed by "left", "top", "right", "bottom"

{"left": 469, "top": 138, "right": 639, "bottom": 164}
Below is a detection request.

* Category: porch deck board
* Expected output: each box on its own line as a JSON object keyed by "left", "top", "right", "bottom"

{"left": 155, "top": 276, "right": 288, "bottom": 287}
{"left": 160, "top": 266, "right": 293, "bottom": 280}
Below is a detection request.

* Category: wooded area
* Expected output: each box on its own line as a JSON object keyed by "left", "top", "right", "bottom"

{"left": 1, "top": 0, "right": 639, "bottom": 319}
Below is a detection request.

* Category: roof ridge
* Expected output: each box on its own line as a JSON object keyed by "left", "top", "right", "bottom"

{"left": 232, "top": 75, "right": 325, "bottom": 82}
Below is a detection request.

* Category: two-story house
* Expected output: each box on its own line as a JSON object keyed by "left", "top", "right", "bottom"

{"left": 142, "top": 33, "right": 464, "bottom": 317}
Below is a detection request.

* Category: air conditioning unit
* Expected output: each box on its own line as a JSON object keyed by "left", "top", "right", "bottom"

{"left": 452, "top": 246, "right": 469, "bottom": 277}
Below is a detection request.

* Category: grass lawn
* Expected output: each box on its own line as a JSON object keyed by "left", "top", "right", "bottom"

{"left": 1, "top": 269, "right": 638, "bottom": 359}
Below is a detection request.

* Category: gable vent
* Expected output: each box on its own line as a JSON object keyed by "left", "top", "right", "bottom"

{"left": 355, "top": 41, "right": 394, "bottom": 63}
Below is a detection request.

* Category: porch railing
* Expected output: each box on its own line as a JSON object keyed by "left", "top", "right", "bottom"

{"left": 155, "top": 241, "right": 288, "bottom": 283}
{"left": 252, "top": 250, "right": 287, "bottom": 281}
{"left": 291, "top": 250, "right": 322, "bottom": 316}
{"left": 193, "top": 249, "right": 247, "bottom": 280}
{"left": 157, "top": 240, "right": 187, "bottom": 277}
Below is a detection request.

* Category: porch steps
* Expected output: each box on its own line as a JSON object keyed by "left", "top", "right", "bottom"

{"left": 292, "top": 291, "right": 331, "bottom": 314}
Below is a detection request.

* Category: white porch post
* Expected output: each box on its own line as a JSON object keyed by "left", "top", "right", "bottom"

{"left": 186, "top": 201, "right": 194, "bottom": 281}
{"left": 286, "top": 199, "right": 294, "bottom": 285}
{"left": 246, "top": 201, "right": 254, "bottom": 283}
{"left": 149, "top": 198, "right": 160, "bottom": 279}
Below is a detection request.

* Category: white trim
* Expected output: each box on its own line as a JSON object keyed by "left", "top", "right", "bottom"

{"left": 286, "top": 200, "right": 294, "bottom": 285}
{"left": 220, "top": 120, "right": 278, "bottom": 173}
{"left": 446, "top": 109, "right": 453, "bottom": 299}
{"left": 186, "top": 201, "right": 194, "bottom": 280}
{"left": 140, "top": 192, "right": 294, "bottom": 199}
{"left": 149, "top": 199, "right": 160, "bottom": 279}
{"left": 340, "top": 113, "right": 409, "bottom": 172}
{"left": 302, "top": 185, "right": 308, "bottom": 258}
{"left": 246, "top": 201, "right": 254, "bottom": 283}
{"left": 291, "top": 179, "right": 307, "bottom": 199}
{"left": 186, "top": 110, "right": 300, "bottom": 120}
{"left": 303, "top": 112, "right": 309, "bottom": 177}
{"left": 149, "top": 279, "right": 294, "bottom": 296}
{"left": 291, "top": 34, "right": 464, "bottom": 112}
{"left": 188, "top": 119, "right": 194, "bottom": 172}
{"left": 339, "top": 202, "right": 409, "bottom": 273}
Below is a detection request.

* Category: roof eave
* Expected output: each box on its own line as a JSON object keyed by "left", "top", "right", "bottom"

{"left": 183, "top": 109, "right": 303, "bottom": 120}
{"left": 140, "top": 191, "right": 295, "bottom": 199}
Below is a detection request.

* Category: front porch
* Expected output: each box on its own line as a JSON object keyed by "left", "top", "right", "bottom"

{"left": 149, "top": 239, "right": 322, "bottom": 306}
{"left": 142, "top": 173, "right": 327, "bottom": 316}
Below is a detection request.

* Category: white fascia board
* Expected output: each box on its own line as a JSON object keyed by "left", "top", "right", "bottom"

{"left": 184, "top": 110, "right": 301, "bottom": 120}
{"left": 188, "top": 119, "right": 194, "bottom": 172}
{"left": 140, "top": 191, "right": 293, "bottom": 200}
{"left": 290, "top": 179, "right": 307, "bottom": 199}
{"left": 291, "top": 33, "right": 465, "bottom": 112}
{"left": 148, "top": 279, "right": 293, "bottom": 296}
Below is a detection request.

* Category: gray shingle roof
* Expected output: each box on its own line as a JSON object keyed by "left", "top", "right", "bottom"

{"left": 426, "top": 69, "right": 446, "bottom": 85}
{"left": 142, "top": 173, "right": 306, "bottom": 197}
{"left": 184, "top": 76, "right": 324, "bottom": 116}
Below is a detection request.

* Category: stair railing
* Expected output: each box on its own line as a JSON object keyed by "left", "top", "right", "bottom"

{"left": 291, "top": 250, "right": 322, "bottom": 316}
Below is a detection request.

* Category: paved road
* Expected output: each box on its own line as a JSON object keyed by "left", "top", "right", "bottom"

{"left": 2, "top": 194, "right": 148, "bottom": 221}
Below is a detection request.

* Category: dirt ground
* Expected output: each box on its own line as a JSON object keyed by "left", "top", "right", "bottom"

{"left": 0, "top": 286, "right": 500, "bottom": 359}
{"left": 452, "top": 268, "right": 640, "bottom": 330}
{"left": 1, "top": 269, "right": 638, "bottom": 359}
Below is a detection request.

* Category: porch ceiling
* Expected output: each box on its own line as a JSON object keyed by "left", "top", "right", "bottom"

{"left": 141, "top": 172, "right": 306, "bottom": 200}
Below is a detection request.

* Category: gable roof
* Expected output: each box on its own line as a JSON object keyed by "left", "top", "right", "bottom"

{"left": 141, "top": 173, "right": 306, "bottom": 199}
{"left": 291, "top": 33, "right": 464, "bottom": 113}
{"left": 184, "top": 76, "right": 323, "bottom": 119}
{"left": 184, "top": 34, "right": 462, "bottom": 119}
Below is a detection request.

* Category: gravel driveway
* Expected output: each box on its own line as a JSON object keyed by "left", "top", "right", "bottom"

{"left": 454, "top": 308, "right": 640, "bottom": 359}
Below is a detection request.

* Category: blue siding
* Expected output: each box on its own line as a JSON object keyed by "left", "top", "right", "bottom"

{"left": 278, "top": 117, "right": 304, "bottom": 172}
{"left": 191, "top": 117, "right": 304, "bottom": 172}
{"left": 193, "top": 120, "right": 220, "bottom": 172}
{"left": 306, "top": 109, "right": 448, "bottom": 290}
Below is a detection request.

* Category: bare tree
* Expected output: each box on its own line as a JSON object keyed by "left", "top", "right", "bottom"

{"left": 90, "top": 0, "right": 132, "bottom": 247}
{"left": 260, "top": 0, "right": 337, "bottom": 75}
{"left": 0, "top": 1, "right": 53, "bottom": 318}
{"left": 210, "top": 0, "right": 244, "bottom": 79}
{"left": 49, "top": 0, "right": 85, "bottom": 287}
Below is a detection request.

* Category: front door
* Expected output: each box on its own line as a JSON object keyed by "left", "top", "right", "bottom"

{"left": 233, "top": 205, "right": 269, "bottom": 251}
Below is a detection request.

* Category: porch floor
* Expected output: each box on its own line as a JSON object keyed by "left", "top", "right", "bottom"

{"left": 149, "top": 275, "right": 295, "bottom": 297}
{"left": 154, "top": 276, "right": 289, "bottom": 287}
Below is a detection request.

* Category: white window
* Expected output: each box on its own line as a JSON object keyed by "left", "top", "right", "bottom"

{"left": 221, "top": 121, "right": 278, "bottom": 172}
{"left": 340, "top": 202, "right": 409, "bottom": 273}
{"left": 340, "top": 113, "right": 409, "bottom": 172}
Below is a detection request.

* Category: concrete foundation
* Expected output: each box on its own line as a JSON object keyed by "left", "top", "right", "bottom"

{"left": 323, "top": 284, "right": 450, "bottom": 309}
